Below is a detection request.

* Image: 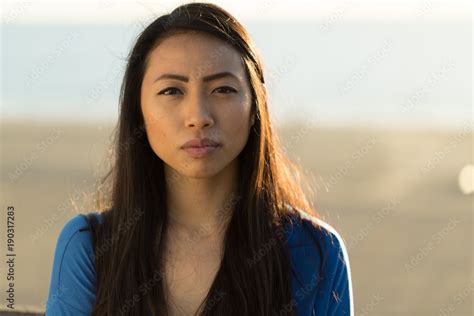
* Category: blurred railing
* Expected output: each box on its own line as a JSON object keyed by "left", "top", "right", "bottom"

{"left": 0, "top": 313, "right": 43, "bottom": 316}
{"left": 0, "top": 306, "right": 44, "bottom": 316}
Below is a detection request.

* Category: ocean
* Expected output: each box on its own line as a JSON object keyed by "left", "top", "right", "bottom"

{"left": 2, "top": 19, "right": 471, "bottom": 129}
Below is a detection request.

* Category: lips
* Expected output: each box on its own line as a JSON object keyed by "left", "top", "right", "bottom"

{"left": 181, "top": 137, "right": 220, "bottom": 149}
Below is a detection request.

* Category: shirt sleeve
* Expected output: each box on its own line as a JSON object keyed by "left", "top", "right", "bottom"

{"left": 326, "top": 232, "right": 353, "bottom": 316}
{"left": 312, "top": 219, "right": 354, "bottom": 316}
{"left": 45, "top": 214, "right": 97, "bottom": 315}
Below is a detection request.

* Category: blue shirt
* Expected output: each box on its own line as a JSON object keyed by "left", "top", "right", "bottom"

{"left": 46, "top": 211, "right": 354, "bottom": 315}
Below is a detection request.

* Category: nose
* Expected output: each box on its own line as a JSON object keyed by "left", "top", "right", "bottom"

{"left": 184, "top": 91, "right": 215, "bottom": 129}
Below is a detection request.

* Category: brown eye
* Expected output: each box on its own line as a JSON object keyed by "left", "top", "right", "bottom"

{"left": 157, "top": 87, "right": 182, "bottom": 96}
{"left": 213, "top": 86, "right": 237, "bottom": 94}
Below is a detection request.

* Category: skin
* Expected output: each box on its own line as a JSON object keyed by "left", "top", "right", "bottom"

{"left": 140, "top": 30, "right": 255, "bottom": 252}
{"left": 140, "top": 31, "right": 256, "bottom": 314}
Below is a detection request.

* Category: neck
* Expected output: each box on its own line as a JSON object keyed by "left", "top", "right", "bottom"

{"left": 164, "top": 160, "right": 239, "bottom": 238}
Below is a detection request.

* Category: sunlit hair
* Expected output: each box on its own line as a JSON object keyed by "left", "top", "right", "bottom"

{"left": 87, "top": 2, "right": 319, "bottom": 315}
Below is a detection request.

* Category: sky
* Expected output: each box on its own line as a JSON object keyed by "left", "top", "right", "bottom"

{"left": 2, "top": 0, "right": 472, "bottom": 24}
{"left": 1, "top": 0, "right": 471, "bottom": 128}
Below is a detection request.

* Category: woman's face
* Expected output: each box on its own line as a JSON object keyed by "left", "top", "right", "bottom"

{"left": 140, "top": 31, "right": 255, "bottom": 179}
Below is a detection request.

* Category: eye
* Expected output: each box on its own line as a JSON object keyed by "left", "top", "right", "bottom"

{"left": 213, "top": 86, "right": 237, "bottom": 94}
{"left": 157, "top": 87, "right": 182, "bottom": 96}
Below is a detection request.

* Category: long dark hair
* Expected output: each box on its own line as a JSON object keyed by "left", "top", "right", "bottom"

{"left": 88, "top": 2, "right": 319, "bottom": 315}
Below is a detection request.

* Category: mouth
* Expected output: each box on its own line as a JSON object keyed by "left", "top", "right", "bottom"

{"left": 181, "top": 144, "right": 220, "bottom": 158}
{"left": 181, "top": 137, "right": 221, "bottom": 149}
{"left": 180, "top": 137, "right": 221, "bottom": 158}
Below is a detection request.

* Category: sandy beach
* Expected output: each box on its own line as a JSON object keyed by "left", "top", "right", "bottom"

{"left": 0, "top": 120, "right": 471, "bottom": 315}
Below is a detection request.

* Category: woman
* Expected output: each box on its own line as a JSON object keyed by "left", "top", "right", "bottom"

{"left": 45, "top": 2, "right": 353, "bottom": 315}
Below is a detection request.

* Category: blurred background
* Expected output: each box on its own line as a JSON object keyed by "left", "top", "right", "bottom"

{"left": 1, "top": 0, "right": 472, "bottom": 314}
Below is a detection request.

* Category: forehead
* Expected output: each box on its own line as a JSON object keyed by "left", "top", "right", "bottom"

{"left": 145, "top": 32, "right": 246, "bottom": 81}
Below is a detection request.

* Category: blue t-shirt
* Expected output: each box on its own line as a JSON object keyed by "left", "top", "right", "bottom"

{"left": 45, "top": 210, "right": 354, "bottom": 315}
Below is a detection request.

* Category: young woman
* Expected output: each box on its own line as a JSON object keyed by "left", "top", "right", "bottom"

{"left": 46, "top": 2, "right": 353, "bottom": 315}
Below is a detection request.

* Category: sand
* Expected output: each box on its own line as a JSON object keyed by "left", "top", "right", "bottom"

{"left": 0, "top": 120, "right": 471, "bottom": 315}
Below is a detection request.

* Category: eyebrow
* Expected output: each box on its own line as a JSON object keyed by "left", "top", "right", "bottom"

{"left": 153, "top": 71, "right": 240, "bottom": 84}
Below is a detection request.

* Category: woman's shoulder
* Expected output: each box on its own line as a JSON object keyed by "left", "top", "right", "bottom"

{"left": 51, "top": 211, "right": 104, "bottom": 261}
{"left": 285, "top": 207, "right": 352, "bottom": 280}
{"left": 46, "top": 211, "right": 103, "bottom": 315}
{"left": 285, "top": 206, "right": 349, "bottom": 257}
{"left": 284, "top": 205, "right": 354, "bottom": 315}
{"left": 51, "top": 212, "right": 99, "bottom": 261}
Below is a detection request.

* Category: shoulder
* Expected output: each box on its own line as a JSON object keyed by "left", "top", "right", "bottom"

{"left": 46, "top": 212, "right": 103, "bottom": 315}
{"left": 285, "top": 207, "right": 350, "bottom": 261}
{"left": 51, "top": 213, "right": 95, "bottom": 270}
{"left": 52, "top": 212, "right": 103, "bottom": 266}
{"left": 287, "top": 207, "right": 352, "bottom": 279}
{"left": 284, "top": 207, "right": 354, "bottom": 315}
{"left": 57, "top": 213, "right": 93, "bottom": 244}
{"left": 301, "top": 211, "right": 349, "bottom": 264}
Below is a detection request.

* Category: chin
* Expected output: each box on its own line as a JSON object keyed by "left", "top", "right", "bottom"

{"left": 163, "top": 160, "right": 220, "bottom": 179}
{"left": 182, "top": 165, "right": 223, "bottom": 179}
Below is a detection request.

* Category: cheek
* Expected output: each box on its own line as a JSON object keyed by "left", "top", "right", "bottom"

{"left": 142, "top": 99, "right": 164, "bottom": 127}
{"left": 141, "top": 85, "right": 169, "bottom": 129}
{"left": 225, "top": 111, "right": 249, "bottom": 132}
{"left": 224, "top": 98, "right": 252, "bottom": 128}
{"left": 219, "top": 103, "right": 252, "bottom": 147}
{"left": 141, "top": 104, "right": 173, "bottom": 153}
